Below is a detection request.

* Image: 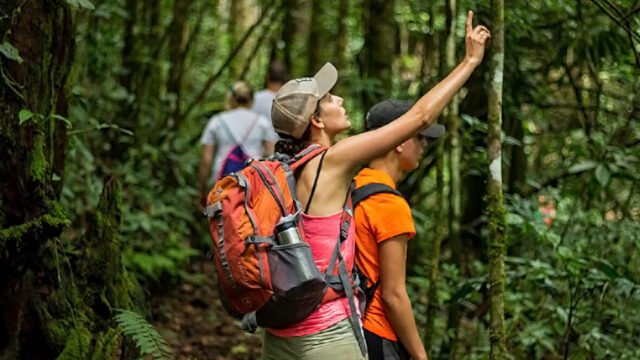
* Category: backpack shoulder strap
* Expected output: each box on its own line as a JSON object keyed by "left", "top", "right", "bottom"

{"left": 352, "top": 182, "right": 403, "bottom": 208}
{"left": 217, "top": 116, "right": 239, "bottom": 144}
{"left": 288, "top": 144, "right": 326, "bottom": 171}
{"left": 239, "top": 114, "right": 260, "bottom": 145}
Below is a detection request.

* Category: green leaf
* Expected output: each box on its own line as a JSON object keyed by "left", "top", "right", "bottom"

{"left": 0, "top": 42, "right": 22, "bottom": 63}
{"left": 50, "top": 114, "right": 72, "bottom": 128}
{"left": 595, "top": 164, "right": 610, "bottom": 187}
{"left": 65, "top": 0, "right": 95, "bottom": 10}
{"left": 568, "top": 160, "right": 598, "bottom": 173}
{"left": 19, "top": 109, "right": 33, "bottom": 125}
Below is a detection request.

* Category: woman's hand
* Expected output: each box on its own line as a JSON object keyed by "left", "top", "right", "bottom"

{"left": 464, "top": 11, "right": 491, "bottom": 66}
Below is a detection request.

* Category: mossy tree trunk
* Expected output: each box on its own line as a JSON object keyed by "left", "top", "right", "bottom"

{"left": 487, "top": 0, "right": 507, "bottom": 358}
{"left": 424, "top": 0, "right": 445, "bottom": 353}
{"left": 425, "top": 136, "right": 446, "bottom": 353}
{"left": 442, "top": 0, "right": 463, "bottom": 358}
{"left": 0, "top": 2, "right": 141, "bottom": 358}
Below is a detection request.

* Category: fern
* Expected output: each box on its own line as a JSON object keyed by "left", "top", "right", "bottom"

{"left": 114, "top": 309, "right": 173, "bottom": 360}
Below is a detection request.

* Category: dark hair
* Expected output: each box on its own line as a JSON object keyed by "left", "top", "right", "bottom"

{"left": 275, "top": 128, "right": 311, "bottom": 157}
{"left": 267, "top": 60, "right": 288, "bottom": 84}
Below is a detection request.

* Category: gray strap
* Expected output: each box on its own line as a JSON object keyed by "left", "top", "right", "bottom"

{"left": 246, "top": 236, "right": 275, "bottom": 245}
{"left": 336, "top": 252, "right": 368, "bottom": 356}
{"left": 204, "top": 201, "right": 222, "bottom": 218}
{"left": 219, "top": 114, "right": 259, "bottom": 148}
{"left": 218, "top": 116, "right": 240, "bottom": 144}
{"left": 241, "top": 312, "right": 258, "bottom": 333}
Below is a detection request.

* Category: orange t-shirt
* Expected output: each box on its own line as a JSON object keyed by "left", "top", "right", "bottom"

{"left": 354, "top": 168, "right": 416, "bottom": 341}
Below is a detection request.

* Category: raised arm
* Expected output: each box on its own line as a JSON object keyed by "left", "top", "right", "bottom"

{"left": 328, "top": 11, "right": 490, "bottom": 177}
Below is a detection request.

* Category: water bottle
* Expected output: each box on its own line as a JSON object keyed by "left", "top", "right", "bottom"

{"left": 275, "top": 214, "right": 303, "bottom": 245}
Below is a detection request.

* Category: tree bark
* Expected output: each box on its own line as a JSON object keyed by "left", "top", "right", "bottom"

{"left": 307, "top": 0, "right": 327, "bottom": 74}
{"left": 0, "top": 2, "right": 141, "bottom": 358}
{"left": 361, "top": 0, "right": 395, "bottom": 110}
{"left": 442, "top": 1, "right": 463, "bottom": 358}
{"left": 425, "top": 136, "right": 446, "bottom": 353}
{"left": 229, "top": 0, "right": 256, "bottom": 78}
{"left": 167, "top": 0, "right": 193, "bottom": 126}
{"left": 487, "top": 0, "right": 507, "bottom": 358}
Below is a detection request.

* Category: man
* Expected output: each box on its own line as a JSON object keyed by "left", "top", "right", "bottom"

{"left": 354, "top": 100, "right": 445, "bottom": 360}
{"left": 252, "top": 60, "right": 288, "bottom": 121}
{"left": 198, "top": 81, "right": 278, "bottom": 208}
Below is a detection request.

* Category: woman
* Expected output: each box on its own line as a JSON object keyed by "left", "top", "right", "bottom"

{"left": 198, "top": 81, "right": 278, "bottom": 209}
{"left": 262, "top": 11, "right": 490, "bottom": 360}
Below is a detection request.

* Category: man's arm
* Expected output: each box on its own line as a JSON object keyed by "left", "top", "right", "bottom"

{"left": 198, "top": 144, "right": 215, "bottom": 209}
{"left": 379, "top": 235, "right": 428, "bottom": 360}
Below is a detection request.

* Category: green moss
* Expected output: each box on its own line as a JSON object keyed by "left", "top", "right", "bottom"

{"left": 90, "top": 328, "right": 123, "bottom": 360}
{"left": 30, "top": 132, "right": 48, "bottom": 182}
{"left": 0, "top": 213, "right": 69, "bottom": 242}
{"left": 56, "top": 327, "right": 93, "bottom": 360}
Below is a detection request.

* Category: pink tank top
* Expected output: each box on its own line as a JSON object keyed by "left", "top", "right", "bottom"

{"left": 267, "top": 211, "right": 358, "bottom": 337}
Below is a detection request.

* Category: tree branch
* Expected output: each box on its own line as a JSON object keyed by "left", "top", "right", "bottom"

{"left": 180, "top": 0, "right": 280, "bottom": 121}
{"left": 240, "top": 6, "right": 283, "bottom": 80}
{"left": 590, "top": 0, "right": 640, "bottom": 43}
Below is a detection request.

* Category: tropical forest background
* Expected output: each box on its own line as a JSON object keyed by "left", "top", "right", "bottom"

{"left": 1, "top": 0, "right": 639, "bottom": 359}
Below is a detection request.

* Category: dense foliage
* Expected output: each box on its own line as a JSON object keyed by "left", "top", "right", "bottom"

{"left": 5, "top": 0, "right": 636, "bottom": 358}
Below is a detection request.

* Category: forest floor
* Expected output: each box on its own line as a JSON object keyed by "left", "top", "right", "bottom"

{"left": 151, "top": 258, "right": 263, "bottom": 360}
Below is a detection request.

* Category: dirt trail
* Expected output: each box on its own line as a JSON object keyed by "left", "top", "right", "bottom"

{"left": 151, "top": 259, "right": 262, "bottom": 360}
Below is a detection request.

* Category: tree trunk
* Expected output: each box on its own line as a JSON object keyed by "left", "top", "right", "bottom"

{"left": 487, "top": 0, "right": 507, "bottom": 358}
{"left": 285, "top": 0, "right": 312, "bottom": 77}
{"left": 334, "top": 0, "right": 350, "bottom": 90}
{"left": 425, "top": 136, "right": 446, "bottom": 352}
{"left": 167, "top": 0, "right": 193, "bottom": 126}
{"left": 361, "top": 0, "right": 395, "bottom": 110}
{"left": 229, "top": 0, "right": 256, "bottom": 79}
{"left": 442, "top": 0, "right": 463, "bottom": 358}
{"left": 0, "top": 2, "right": 141, "bottom": 358}
{"left": 506, "top": 111, "right": 526, "bottom": 194}
{"left": 307, "top": 0, "right": 327, "bottom": 74}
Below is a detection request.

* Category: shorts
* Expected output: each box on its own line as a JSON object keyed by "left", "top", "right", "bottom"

{"left": 262, "top": 318, "right": 368, "bottom": 360}
{"left": 364, "top": 328, "right": 410, "bottom": 360}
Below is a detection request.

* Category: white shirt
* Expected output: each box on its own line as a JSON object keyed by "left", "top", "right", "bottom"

{"left": 252, "top": 89, "right": 277, "bottom": 121}
{"left": 200, "top": 108, "right": 278, "bottom": 183}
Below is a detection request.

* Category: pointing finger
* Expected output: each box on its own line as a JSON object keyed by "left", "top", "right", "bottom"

{"left": 466, "top": 11, "right": 474, "bottom": 34}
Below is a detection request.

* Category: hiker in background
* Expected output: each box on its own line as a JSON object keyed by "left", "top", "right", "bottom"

{"left": 353, "top": 100, "right": 444, "bottom": 360}
{"left": 262, "top": 11, "right": 490, "bottom": 359}
{"left": 198, "top": 81, "right": 278, "bottom": 209}
{"left": 252, "top": 60, "right": 289, "bottom": 121}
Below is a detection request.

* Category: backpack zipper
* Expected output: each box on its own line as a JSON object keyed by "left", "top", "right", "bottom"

{"left": 235, "top": 173, "right": 266, "bottom": 288}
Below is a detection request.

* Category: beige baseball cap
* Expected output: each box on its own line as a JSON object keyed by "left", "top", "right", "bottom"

{"left": 272, "top": 63, "right": 338, "bottom": 139}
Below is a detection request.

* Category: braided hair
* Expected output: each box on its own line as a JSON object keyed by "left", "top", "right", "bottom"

{"left": 275, "top": 128, "right": 311, "bottom": 157}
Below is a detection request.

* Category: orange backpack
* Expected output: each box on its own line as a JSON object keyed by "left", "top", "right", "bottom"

{"left": 204, "top": 145, "right": 365, "bottom": 348}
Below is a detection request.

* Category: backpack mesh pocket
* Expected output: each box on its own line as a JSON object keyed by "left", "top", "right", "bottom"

{"left": 267, "top": 243, "right": 325, "bottom": 301}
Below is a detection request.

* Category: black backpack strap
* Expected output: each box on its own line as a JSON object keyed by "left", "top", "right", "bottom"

{"left": 304, "top": 150, "right": 327, "bottom": 214}
{"left": 351, "top": 183, "right": 403, "bottom": 208}
{"left": 351, "top": 182, "right": 403, "bottom": 315}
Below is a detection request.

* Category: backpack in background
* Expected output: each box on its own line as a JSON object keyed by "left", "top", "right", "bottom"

{"left": 215, "top": 115, "right": 258, "bottom": 180}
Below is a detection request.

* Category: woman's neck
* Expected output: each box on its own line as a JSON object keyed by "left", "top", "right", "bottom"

{"left": 309, "top": 131, "right": 333, "bottom": 148}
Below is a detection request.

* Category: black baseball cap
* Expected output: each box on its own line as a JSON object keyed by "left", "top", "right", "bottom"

{"left": 365, "top": 99, "right": 445, "bottom": 138}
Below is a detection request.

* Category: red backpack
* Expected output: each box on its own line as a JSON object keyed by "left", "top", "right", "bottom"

{"left": 205, "top": 145, "right": 366, "bottom": 354}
